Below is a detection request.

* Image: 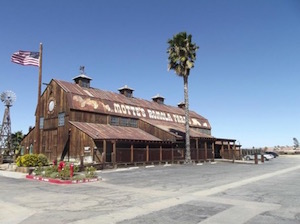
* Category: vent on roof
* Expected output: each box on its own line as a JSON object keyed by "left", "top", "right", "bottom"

{"left": 73, "top": 66, "right": 92, "bottom": 88}
{"left": 178, "top": 102, "right": 185, "bottom": 109}
{"left": 118, "top": 85, "right": 134, "bottom": 97}
{"left": 152, "top": 94, "right": 165, "bottom": 104}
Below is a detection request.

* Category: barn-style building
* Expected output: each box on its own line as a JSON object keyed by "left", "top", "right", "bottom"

{"left": 20, "top": 71, "right": 240, "bottom": 167}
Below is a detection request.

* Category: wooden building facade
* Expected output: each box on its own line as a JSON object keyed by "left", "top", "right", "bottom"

{"left": 21, "top": 72, "right": 239, "bottom": 166}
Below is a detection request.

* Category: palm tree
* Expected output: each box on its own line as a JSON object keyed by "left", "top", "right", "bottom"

{"left": 167, "top": 32, "right": 199, "bottom": 164}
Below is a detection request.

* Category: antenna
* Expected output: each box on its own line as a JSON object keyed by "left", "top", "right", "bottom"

{"left": 0, "top": 90, "right": 16, "bottom": 155}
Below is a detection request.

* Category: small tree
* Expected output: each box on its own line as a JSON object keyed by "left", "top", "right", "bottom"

{"left": 293, "top": 137, "right": 299, "bottom": 149}
{"left": 11, "top": 131, "right": 24, "bottom": 156}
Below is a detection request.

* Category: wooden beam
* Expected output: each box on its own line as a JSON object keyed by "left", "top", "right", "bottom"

{"left": 196, "top": 138, "right": 199, "bottom": 161}
{"left": 204, "top": 142, "right": 207, "bottom": 161}
{"left": 103, "top": 140, "right": 106, "bottom": 163}
{"left": 212, "top": 142, "right": 215, "bottom": 162}
{"left": 112, "top": 141, "right": 116, "bottom": 165}
{"left": 130, "top": 144, "right": 134, "bottom": 163}
{"left": 233, "top": 141, "right": 236, "bottom": 162}
{"left": 228, "top": 141, "right": 231, "bottom": 161}
{"left": 146, "top": 145, "right": 149, "bottom": 162}
{"left": 221, "top": 141, "right": 224, "bottom": 158}
{"left": 159, "top": 145, "right": 162, "bottom": 162}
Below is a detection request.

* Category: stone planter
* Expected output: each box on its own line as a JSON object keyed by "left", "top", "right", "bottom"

{"left": 16, "top": 166, "right": 35, "bottom": 174}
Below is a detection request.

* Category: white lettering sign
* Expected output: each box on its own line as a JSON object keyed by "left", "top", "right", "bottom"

{"left": 112, "top": 102, "right": 204, "bottom": 127}
{"left": 113, "top": 103, "right": 146, "bottom": 117}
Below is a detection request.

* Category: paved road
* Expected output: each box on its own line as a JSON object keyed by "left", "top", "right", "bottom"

{"left": 1, "top": 155, "right": 300, "bottom": 224}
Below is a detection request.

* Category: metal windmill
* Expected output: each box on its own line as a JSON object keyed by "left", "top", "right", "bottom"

{"left": 0, "top": 91, "right": 16, "bottom": 154}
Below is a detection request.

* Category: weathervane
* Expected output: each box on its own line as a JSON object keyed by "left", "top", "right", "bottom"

{"left": 79, "top": 66, "right": 85, "bottom": 74}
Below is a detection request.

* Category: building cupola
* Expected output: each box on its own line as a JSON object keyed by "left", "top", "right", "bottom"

{"left": 177, "top": 101, "right": 185, "bottom": 109}
{"left": 118, "top": 85, "right": 134, "bottom": 97}
{"left": 73, "top": 66, "right": 92, "bottom": 88}
{"left": 152, "top": 94, "right": 165, "bottom": 104}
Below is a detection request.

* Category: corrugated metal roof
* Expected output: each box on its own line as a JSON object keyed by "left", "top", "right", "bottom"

{"left": 70, "top": 121, "right": 163, "bottom": 142}
{"left": 54, "top": 80, "right": 211, "bottom": 129}
{"left": 141, "top": 119, "right": 215, "bottom": 139}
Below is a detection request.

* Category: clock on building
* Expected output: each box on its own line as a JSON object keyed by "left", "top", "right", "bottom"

{"left": 48, "top": 98, "right": 56, "bottom": 113}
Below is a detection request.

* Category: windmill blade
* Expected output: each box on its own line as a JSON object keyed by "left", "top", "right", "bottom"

{"left": 0, "top": 91, "right": 16, "bottom": 106}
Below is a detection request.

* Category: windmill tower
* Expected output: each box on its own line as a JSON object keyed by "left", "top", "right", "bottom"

{"left": 0, "top": 91, "right": 16, "bottom": 154}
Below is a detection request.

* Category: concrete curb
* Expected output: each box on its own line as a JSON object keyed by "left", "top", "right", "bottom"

{"left": 26, "top": 175, "right": 99, "bottom": 184}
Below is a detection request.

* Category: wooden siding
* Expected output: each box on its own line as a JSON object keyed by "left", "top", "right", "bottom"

{"left": 69, "top": 110, "right": 108, "bottom": 124}
{"left": 38, "top": 80, "right": 71, "bottom": 159}
{"left": 69, "top": 125, "right": 95, "bottom": 160}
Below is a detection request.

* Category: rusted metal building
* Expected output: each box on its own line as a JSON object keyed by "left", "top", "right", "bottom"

{"left": 21, "top": 71, "right": 240, "bottom": 166}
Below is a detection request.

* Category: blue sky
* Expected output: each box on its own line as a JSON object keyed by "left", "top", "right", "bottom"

{"left": 0, "top": 0, "right": 299, "bottom": 148}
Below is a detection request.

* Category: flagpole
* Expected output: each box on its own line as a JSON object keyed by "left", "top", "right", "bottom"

{"left": 35, "top": 43, "right": 43, "bottom": 154}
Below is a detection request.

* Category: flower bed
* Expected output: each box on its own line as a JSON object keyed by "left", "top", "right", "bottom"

{"left": 25, "top": 161, "right": 99, "bottom": 184}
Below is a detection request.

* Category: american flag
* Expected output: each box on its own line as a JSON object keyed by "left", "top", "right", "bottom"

{"left": 11, "top": 50, "right": 40, "bottom": 67}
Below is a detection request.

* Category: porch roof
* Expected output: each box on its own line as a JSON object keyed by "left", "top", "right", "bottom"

{"left": 70, "top": 121, "right": 163, "bottom": 142}
{"left": 141, "top": 119, "right": 215, "bottom": 140}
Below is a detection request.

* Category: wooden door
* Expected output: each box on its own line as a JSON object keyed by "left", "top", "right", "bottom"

{"left": 42, "top": 129, "right": 58, "bottom": 161}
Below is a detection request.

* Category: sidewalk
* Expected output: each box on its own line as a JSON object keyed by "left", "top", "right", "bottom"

{"left": 0, "top": 163, "right": 27, "bottom": 179}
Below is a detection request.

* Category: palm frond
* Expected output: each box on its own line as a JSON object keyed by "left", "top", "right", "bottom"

{"left": 167, "top": 32, "right": 199, "bottom": 77}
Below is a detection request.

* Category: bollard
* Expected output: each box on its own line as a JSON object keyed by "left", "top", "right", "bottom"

{"left": 261, "top": 154, "right": 264, "bottom": 163}
{"left": 70, "top": 163, "right": 74, "bottom": 178}
{"left": 254, "top": 153, "right": 258, "bottom": 164}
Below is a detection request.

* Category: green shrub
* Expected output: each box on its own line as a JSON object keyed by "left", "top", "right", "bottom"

{"left": 33, "top": 166, "right": 43, "bottom": 176}
{"left": 72, "top": 174, "right": 85, "bottom": 181}
{"left": 44, "top": 165, "right": 58, "bottom": 177}
{"left": 38, "top": 154, "right": 49, "bottom": 166}
{"left": 16, "top": 156, "right": 22, "bottom": 167}
{"left": 16, "top": 153, "right": 49, "bottom": 167}
{"left": 21, "top": 154, "right": 38, "bottom": 167}
{"left": 59, "top": 166, "right": 71, "bottom": 180}
{"left": 49, "top": 172, "right": 59, "bottom": 179}
{"left": 85, "top": 166, "right": 97, "bottom": 178}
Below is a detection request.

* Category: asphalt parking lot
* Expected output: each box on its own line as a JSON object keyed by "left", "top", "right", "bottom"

{"left": 1, "top": 155, "right": 300, "bottom": 224}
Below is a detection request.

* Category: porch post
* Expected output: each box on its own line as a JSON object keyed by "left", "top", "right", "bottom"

{"left": 103, "top": 140, "right": 107, "bottom": 163}
{"left": 233, "top": 141, "right": 236, "bottom": 162}
{"left": 212, "top": 142, "right": 215, "bottom": 162}
{"left": 146, "top": 144, "right": 149, "bottom": 163}
{"left": 204, "top": 141, "right": 207, "bottom": 162}
{"left": 130, "top": 144, "right": 134, "bottom": 163}
{"left": 159, "top": 145, "right": 162, "bottom": 162}
{"left": 221, "top": 141, "right": 224, "bottom": 158}
{"left": 112, "top": 141, "right": 116, "bottom": 166}
{"left": 228, "top": 141, "right": 231, "bottom": 160}
{"left": 196, "top": 138, "right": 199, "bottom": 161}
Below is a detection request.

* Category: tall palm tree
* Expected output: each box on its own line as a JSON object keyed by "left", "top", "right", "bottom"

{"left": 167, "top": 32, "right": 199, "bottom": 164}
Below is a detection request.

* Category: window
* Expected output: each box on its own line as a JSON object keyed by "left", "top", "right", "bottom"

{"left": 20, "top": 147, "right": 24, "bottom": 155}
{"left": 39, "top": 117, "right": 44, "bottom": 129}
{"left": 29, "top": 144, "right": 33, "bottom": 154}
{"left": 110, "top": 116, "right": 137, "bottom": 128}
{"left": 81, "top": 80, "right": 90, "bottom": 88}
{"left": 120, "top": 117, "right": 129, "bottom": 126}
{"left": 110, "top": 117, "right": 119, "bottom": 126}
{"left": 129, "top": 119, "right": 138, "bottom": 127}
{"left": 58, "top": 112, "right": 65, "bottom": 126}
